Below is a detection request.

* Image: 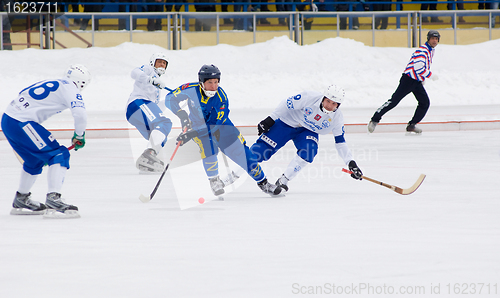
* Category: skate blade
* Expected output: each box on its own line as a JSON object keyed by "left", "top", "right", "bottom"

{"left": 43, "top": 209, "right": 80, "bottom": 219}
{"left": 405, "top": 132, "right": 422, "bottom": 136}
{"left": 138, "top": 170, "right": 161, "bottom": 175}
{"left": 137, "top": 164, "right": 163, "bottom": 173}
{"left": 267, "top": 192, "right": 286, "bottom": 198}
{"left": 10, "top": 208, "right": 46, "bottom": 215}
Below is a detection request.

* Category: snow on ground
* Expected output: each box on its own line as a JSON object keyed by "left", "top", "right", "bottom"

{"left": 0, "top": 37, "right": 499, "bottom": 297}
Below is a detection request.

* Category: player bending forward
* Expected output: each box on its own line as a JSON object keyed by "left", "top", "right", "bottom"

{"left": 126, "top": 52, "right": 173, "bottom": 172}
{"left": 250, "top": 85, "right": 363, "bottom": 192}
{"left": 164, "top": 64, "right": 283, "bottom": 196}
{"left": 1, "top": 64, "right": 91, "bottom": 218}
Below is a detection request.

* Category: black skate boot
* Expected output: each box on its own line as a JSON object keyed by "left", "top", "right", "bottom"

{"left": 406, "top": 123, "right": 422, "bottom": 134}
{"left": 258, "top": 179, "right": 283, "bottom": 196}
{"left": 136, "top": 148, "right": 164, "bottom": 173}
{"left": 367, "top": 121, "right": 378, "bottom": 133}
{"left": 10, "top": 192, "right": 47, "bottom": 215}
{"left": 209, "top": 176, "right": 225, "bottom": 196}
{"left": 275, "top": 174, "right": 289, "bottom": 192}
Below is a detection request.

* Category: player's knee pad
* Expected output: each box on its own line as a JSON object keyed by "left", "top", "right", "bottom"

{"left": 47, "top": 146, "right": 71, "bottom": 169}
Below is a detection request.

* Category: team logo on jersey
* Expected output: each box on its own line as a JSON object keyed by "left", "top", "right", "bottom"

{"left": 286, "top": 99, "right": 294, "bottom": 109}
{"left": 322, "top": 120, "right": 330, "bottom": 128}
{"left": 304, "top": 107, "right": 312, "bottom": 115}
{"left": 71, "top": 101, "right": 85, "bottom": 108}
{"left": 219, "top": 104, "right": 225, "bottom": 110}
{"left": 314, "top": 114, "right": 321, "bottom": 121}
{"left": 181, "top": 83, "right": 190, "bottom": 90}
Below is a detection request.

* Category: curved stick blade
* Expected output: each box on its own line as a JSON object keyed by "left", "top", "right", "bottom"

{"left": 400, "top": 174, "right": 426, "bottom": 195}
{"left": 139, "top": 194, "right": 151, "bottom": 203}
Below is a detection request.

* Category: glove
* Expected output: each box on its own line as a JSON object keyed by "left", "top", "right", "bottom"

{"left": 148, "top": 76, "right": 166, "bottom": 89}
{"left": 176, "top": 129, "right": 198, "bottom": 146}
{"left": 72, "top": 132, "right": 85, "bottom": 151}
{"left": 257, "top": 116, "right": 275, "bottom": 136}
{"left": 348, "top": 160, "right": 363, "bottom": 180}
{"left": 176, "top": 110, "right": 191, "bottom": 131}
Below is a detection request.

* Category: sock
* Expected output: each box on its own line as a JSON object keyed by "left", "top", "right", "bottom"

{"left": 47, "top": 164, "right": 67, "bottom": 194}
{"left": 283, "top": 155, "right": 310, "bottom": 182}
{"left": 18, "top": 170, "right": 38, "bottom": 194}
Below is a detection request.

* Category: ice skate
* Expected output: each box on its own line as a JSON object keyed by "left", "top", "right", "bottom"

{"left": 209, "top": 176, "right": 225, "bottom": 196}
{"left": 275, "top": 174, "right": 289, "bottom": 192}
{"left": 10, "top": 192, "right": 47, "bottom": 215}
{"left": 405, "top": 123, "right": 422, "bottom": 135}
{"left": 44, "top": 192, "right": 80, "bottom": 219}
{"left": 367, "top": 121, "right": 378, "bottom": 133}
{"left": 258, "top": 179, "right": 283, "bottom": 197}
{"left": 221, "top": 171, "right": 240, "bottom": 188}
{"left": 136, "top": 148, "right": 164, "bottom": 173}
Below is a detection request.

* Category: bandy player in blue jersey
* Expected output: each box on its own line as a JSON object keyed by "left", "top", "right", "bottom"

{"left": 1, "top": 65, "right": 91, "bottom": 218}
{"left": 164, "top": 64, "right": 282, "bottom": 196}
{"left": 250, "top": 85, "right": 364, "bottom": 192}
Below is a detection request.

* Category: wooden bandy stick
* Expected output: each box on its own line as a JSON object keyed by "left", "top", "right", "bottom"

{"left": 342, "top": 168, "right": 426, "bottom": 195}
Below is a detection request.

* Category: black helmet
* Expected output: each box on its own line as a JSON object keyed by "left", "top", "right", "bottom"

{"left": 198, "top": 64, "right": 221, "bottom": 83}
{"left": 427, "top": 30, "right": 440, "bottom": 42}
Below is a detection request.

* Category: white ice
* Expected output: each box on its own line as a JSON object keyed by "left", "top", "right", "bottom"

{"left": 1, "top": 37, "right": 499, "bottom": 297}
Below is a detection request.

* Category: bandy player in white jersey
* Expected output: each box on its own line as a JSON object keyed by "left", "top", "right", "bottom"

{"left": 125, "top": 52, "right": 173, "bottom": 173}
{"left": 1, "top": 64, "right": 91, "bottom": 218}
{"left": 249, "top": 85, "right": 364, "bottom": 192}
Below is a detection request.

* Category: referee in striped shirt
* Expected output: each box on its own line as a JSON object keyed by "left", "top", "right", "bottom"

{"left": 368, "top": 30, "right": 440, "bottom": 134}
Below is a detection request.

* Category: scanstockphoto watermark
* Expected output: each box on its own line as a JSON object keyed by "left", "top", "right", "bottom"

{"left": 291, "top": 283, "right": 498, "bottom": 295}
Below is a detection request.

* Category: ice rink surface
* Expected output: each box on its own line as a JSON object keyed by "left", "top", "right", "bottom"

{"left": 1, "top": 129, "right": 499, "bottom": 298}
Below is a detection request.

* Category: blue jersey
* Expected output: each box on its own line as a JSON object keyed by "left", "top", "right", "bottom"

{"left": 164, "top": 82, "right": 230, "bottom": 137}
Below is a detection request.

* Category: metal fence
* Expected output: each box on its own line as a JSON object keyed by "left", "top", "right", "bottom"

{"left": 1, "top": 9, "right": 500, "bottom": 50}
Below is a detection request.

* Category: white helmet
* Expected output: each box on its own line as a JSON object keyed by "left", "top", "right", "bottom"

{"left": 63, "top": 64, "right": 91, "bottom": 91}
{"left": 324, "top": 84, "right": 345, "bottom": 104}
{"left": 149, "top": 52, "right": 168, "bottom": 76}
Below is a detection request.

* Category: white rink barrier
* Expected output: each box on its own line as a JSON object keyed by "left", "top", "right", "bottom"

{"left": 1, "top": 120, "right": 499, "bottom": 141}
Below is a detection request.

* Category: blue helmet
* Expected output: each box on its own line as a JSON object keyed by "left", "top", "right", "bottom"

{"left": 198, "top": 64, "right": 221, "bottom": 83}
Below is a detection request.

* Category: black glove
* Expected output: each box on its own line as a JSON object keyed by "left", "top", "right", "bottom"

{"left": 176, "top": 129, "right": 198, "bottom": 146}
{"left": 348, "top": 160, "right": 363, "bottom": 180}
{"left": 176, "top": 110, "right": 191, "bottom": 131}
{"left": 257, "top": 116, "right": 275, "bottom": 136}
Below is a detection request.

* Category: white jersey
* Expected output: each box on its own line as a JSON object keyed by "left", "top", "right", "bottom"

{"left": 270, "top": 90, "right": 353, "bottom": 164}
{"left": 126, "top": 64, "right": 161, "bottom": 106}
{"left": 4, "top": 79, "right": 87, "bottom": 136}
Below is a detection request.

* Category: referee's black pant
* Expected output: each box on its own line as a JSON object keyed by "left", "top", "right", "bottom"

{"left": 371, "top": 74, "right": 430, "bottom": 125}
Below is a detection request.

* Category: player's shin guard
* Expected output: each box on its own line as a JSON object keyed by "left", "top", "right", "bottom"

{"left": 47, "top": 164, "right": 67, "bottom": 194}
{"left": 283, "top": 155, "right": 311, "bottom": 182}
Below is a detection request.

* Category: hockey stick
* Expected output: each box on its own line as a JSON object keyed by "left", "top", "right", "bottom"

{"left": 14, "top": 144, "right": 76, "bottom": 165}
{"left": 342, "top": 168, "right": 426, "bottom": 195}
{"left": 139, "top": 128, "right": 188, "bottom": 203}
{"left": 164, "top": 86, "right": 174, "bottom": 92}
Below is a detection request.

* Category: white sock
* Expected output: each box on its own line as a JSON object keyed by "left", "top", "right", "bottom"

{"left": 47, "top": 164, "right": 67, "bottom": 194}
{"left": 148, "top": 129, "right": 166, "bottom": 154}
{"left": 283, "top": 155, "right": 310, "bottom": 182}
{"left": 18, "top": 170, "right": 38, "bottom": 194}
